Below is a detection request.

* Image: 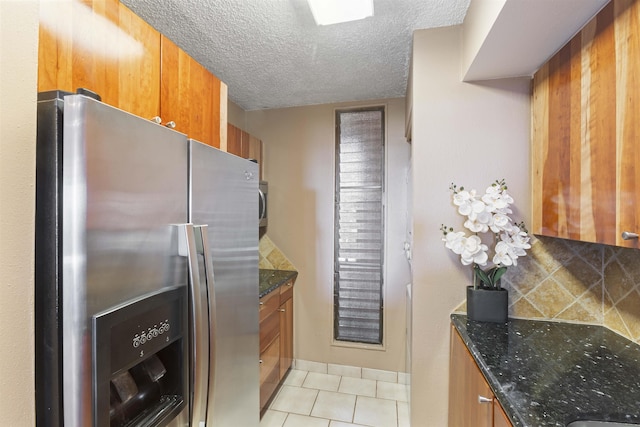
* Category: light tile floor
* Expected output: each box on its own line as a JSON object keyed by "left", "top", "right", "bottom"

{"left": 261, "top": 369, "right": 410, "bottom": 427}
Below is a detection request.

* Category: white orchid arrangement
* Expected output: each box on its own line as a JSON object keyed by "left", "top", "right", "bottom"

{"left": 440, "top": 179, "right": 531, "bottom": 290}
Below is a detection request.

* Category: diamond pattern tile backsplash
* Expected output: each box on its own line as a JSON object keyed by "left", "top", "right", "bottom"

{"left": 493, "top": 235, "right": 640, "bottom": 344}
{"left": 259, "top": 234, "right": 297, "bottom": 271}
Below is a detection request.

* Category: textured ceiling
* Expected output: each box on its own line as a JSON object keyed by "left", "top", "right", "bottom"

{"left": 121, "top": 0, "right": 470, "bottom": 110}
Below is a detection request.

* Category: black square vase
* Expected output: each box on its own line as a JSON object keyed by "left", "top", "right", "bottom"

{"left": 466, "top": 286, "right": 508, "bottom": 323}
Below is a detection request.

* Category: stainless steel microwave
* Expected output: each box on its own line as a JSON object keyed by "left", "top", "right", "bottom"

{"left": 259, "top": 181, "right": 268, "bottom": 228}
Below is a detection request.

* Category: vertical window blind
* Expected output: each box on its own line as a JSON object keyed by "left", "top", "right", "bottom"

{"left": 334, "top": 107, "right": 385, "bottom": 345}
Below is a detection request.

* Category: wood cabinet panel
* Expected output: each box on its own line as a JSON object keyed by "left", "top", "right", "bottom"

{"left": 279, "top": 279, "right": 294, "bottom": 302}
{"left": 227, "top": 123, "right": 263, "bottom": 177}
{"left": 279, "top": 296, "right": 293, "bottom": 378}
{"left": 259, "top": 336, "right": 280, "bottom": 410}
{"left": 160, "top": 36, "right": 223, "bottom": 148}
{"left": 260, "top": 309, "right": 279, "bottom": 354}
{"left": 449, "top": 326, "right": 493, "bottom": 427}
{"left": 259, "top": 278, "right": 296, "bottom": 414}
{"left": 249, "top": 135, "right": 263, "bottom": 163}
{"left": 259, "top": 290, "right": 280, "bottom": 323}
{"left": 37, "top": 0, "right": 229, "bottom": 143}
{"left": 240, "top": 130, "right": 251, "bottom": 159}
{"left": 38, "top": 0, "right": 161, "bottom": 120}
{"left": 249, "top": 135, "right": 264, "bottom": 180}
{"left": 532, "top": 0, "right": 640, "bottom": 247}
{"left": 493, "top": 400, "right": 512, "bottom": 427}
{"left": 227, "top": 123, "right": 243, "bottom": 156}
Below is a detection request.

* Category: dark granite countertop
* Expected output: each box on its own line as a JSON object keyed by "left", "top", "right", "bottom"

{"left": 451, "top": 314, "right": 640, "bottom": 427}
{"left": 259, "top": 269, "right": 297, "bottom": 298}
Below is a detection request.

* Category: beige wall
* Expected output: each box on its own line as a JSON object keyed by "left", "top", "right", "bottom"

{"left": 410, "top": 26, "right": 531, "bottom": 425}
{"left": 461, "top": 0, "right": 507, "bottom": 78}
{"left": 227, "top": 99, "right": 247, "bottom": 130}
{"left": 246, "top": 98, "right": 411, "bottom": 371}
{"left": 0, "top": 1, "right": 39, "bottom": 424}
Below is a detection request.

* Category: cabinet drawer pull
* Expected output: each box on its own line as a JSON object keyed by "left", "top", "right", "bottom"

{"left": 622, "top": 231, "right": 639, "bottom": 240}
{"left": 150, "top": 116, "right": 162, "bottom": 124}
{"left": 165, "top": 121, "right": 176, "bottom": 129}
{"left": 278, "top": 308, "right": 285, "bottom": 312}
{"left": 478, "top": 395, "right": 493, "bottom": 404}
{"left": 259, "top": 359, "right": 263, "bottom": 364}
{"left": 259, "top": 302, "right": 264, "bottom": 306}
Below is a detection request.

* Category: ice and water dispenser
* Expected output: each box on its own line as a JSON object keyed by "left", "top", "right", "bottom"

{"left": 92, "top": 286, "right": 188, "bottom": 427}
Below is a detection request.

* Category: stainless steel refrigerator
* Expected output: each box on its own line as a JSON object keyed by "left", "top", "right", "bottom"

{"left": 35, "top": 91, "right": 259, "bottom": 427}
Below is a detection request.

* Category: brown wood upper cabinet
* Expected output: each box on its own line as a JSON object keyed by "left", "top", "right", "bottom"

{"left": 227, "top": 123, "right": 245, "bottom": 157}
{"left": 532, "top": 0, "right": 640, "bottom": 247}
{"left": 160, "top": 36, "right": 225, "bottom": 148}
{"left": 449, "top": 326, "right": 512, "bottom": 427}
{"left": 38, "top": 0, "right": 226, "bottom": 149}
{"left": 227, "top": 123, "right": 263, "bottom": 178}
{"left": 38, "top": 0, "right": 161, "bottom": 120}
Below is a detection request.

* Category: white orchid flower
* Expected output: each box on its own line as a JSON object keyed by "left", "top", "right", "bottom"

{"left": 492, "top": 241, "right": 514, "bottom": 266}
{"left": 457, "top": 203, "right": 472, "bottom": 216}
{"left": 465, "top": 210, "right": 493, "bottom": 233}
{"left": 500, "top": 191, "right": 514, "bottom": 205}
{"left": 509, "top": 230, "right": 532, "bottom": 250}
{"left": 443, "top": 180, "right": 530, "bottom": 283}
{"left": 482, "top": 186, "right": 513, "bottom": 212}
{"left": 490, "top": 213, "right": 511, "bottom": 233}
{"left": 465, "top": 219, "right": 488, "bottom": 233}
{"left": 453, "top": 190, "right": 472, "bottom": 206}
{"left": 460, "top": 235, "right": 488, "bottom": 266}
{"left": 443, "top": 231, "right": 466, "bottom": 254}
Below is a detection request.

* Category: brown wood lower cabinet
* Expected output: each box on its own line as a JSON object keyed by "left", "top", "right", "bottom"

{"left": 449, "top": 325, "right": 512, "bottom": 427}
{"left": 279, "top": 282, "right": 294, "bottom": 379}
{"left": 259, "top": 278, "right": 295, "bottom": 412}
{"left": 493, "top": 400, "right": 512, "bottom": 427}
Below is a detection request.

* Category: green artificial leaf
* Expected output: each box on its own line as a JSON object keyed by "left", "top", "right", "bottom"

{"left": 492, "top": 266, "right": 507, "bottom": 283}
{"left": 474, "top": 265, "right": 490, "bottom": 288}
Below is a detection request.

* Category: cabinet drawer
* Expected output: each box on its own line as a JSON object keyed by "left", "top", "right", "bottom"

{"left": 260, "top": 336, "right": 280, "bottom": 385}
{"left": 279, "top": 279, "right": 294, "bottom": 302}
{"left": 260, "top": 336, "right": 280, "bottom": 409}
{"left": 259, "top": 290, "right": 280, "bottom": 323}
{"left": 259, "top": 308, "right": 280, "bottom": 353}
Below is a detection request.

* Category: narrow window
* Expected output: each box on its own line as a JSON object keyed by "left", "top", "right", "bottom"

{"left": 334, "top": 107, "right": 385, "bottom": 345}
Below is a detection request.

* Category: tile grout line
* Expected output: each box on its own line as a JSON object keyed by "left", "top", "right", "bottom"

{"left": 264, "top": 370, "right": 407, "bottom": 427}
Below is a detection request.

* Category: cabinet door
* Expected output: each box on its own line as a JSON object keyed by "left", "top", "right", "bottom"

{"left": 240, "top": 130, "right": 251, "bottom": 159}
{"left": 260, "top": 308, "right": 280, "bottom": 354}
{"left": 160, "top": 35, "right": 224, "bottom": 148}
{"left": 493, "top": 400, "right": 512, "bottom": 427}
{"left": 260, "top": 336, "right": 280, "bottom": 410}
{"left": 227, "top": 123, "right": 243, "bottom": 156}
{"left": 226, "top": 124, "right": 263, "bottom": 178}
{"left": 448, "top": 326, "right": 493, "bottom": 427}
{"left": 532, "top": 0, "right": 640, "bottom": 247}
{"left": 38, "top": 0, "right": 161, "bottom": 119}
{"left": 279, "top": 296, "right": 293, "bottom": 378}
{"left": 248, "top": 135, "right": 263, "bottom": 179}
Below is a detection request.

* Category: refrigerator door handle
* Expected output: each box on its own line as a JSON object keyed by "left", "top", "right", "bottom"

{"left": 194, "top": 224, "right": 218, "bottom": 422}
{"left": 178, "top": 223, "right": 209, "bottom": 426}
{"left": 258, "top": 188, "right": 266, "bottom": 220}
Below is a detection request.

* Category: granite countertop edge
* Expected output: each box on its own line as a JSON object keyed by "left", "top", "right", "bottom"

{"left": 259, "top": 269, "right": 298, "bottom": 298}
{"left": 451, "top": 313, "right": 640, "bottom": 427}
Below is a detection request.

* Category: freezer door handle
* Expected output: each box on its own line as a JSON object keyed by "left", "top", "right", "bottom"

{"left": 193, "top": 224, "right": 218, "bottom": 424}
{"left": 258, "top": 188, "right": 266, "bottom": 220}
{"left": 178, "top": 223, "right": 209, "bottom": 426}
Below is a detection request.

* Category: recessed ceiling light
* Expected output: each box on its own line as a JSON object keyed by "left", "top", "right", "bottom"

{"left": 307, "top": 0, "right": 374, "bottom": 26}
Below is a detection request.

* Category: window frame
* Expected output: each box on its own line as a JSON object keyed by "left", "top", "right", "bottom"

{"left": 332, "top": 105, "right": 386, "bottom": 346}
